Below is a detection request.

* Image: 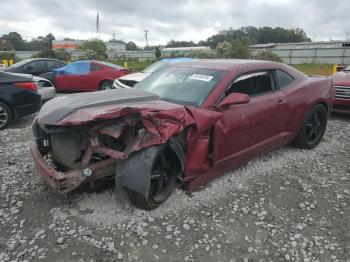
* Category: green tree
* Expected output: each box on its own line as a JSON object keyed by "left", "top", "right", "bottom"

{"left": 216, "top": 39, "right": 251, "bottom": 59}
{"left": 155, "top": 46, "right": 161, "bottom": 59}
{"left": 165, "top": 40, "right": 198, "bottom": 48}
{"left": 81, "top": 38, "right": 107, "bottom": 59}
{"left": 126, "top": 41, "right": 138, "bottom": 51}
{"left": 3, "top": 32, "right": 27, "bottom": 51}
{"left": 54, "top": 48, "right": 70, "bottom": 61}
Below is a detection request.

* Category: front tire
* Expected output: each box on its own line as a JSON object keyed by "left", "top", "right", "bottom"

{"left": 126, "top": 146, "right": 179, "bottom": 210}
{"left": 99, "top": 80, "right": 113, "bottom": 90}
{"left": 0, "top": 102, "right": 13, "bottom": 130}
{"left": 294, "top": 104, "right": 327, "bottom": 149}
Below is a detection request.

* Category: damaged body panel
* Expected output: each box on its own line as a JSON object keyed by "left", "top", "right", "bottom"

{"left": 32, "top": 60, "right": 333, "bottom": 209}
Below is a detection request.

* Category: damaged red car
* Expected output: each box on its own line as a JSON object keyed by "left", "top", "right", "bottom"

{"left": 31, "top": 60, "right": 333, "bottom": 210}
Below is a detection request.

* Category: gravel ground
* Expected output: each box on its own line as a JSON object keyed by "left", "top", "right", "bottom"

{"left": 0, "top": 114, "right": 349, "bottom": 262}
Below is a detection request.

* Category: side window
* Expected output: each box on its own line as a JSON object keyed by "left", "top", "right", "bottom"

{"left": 91, "top": 63, "right": 102, "bottom": 71}
{"left": 47, "top": 60, "right": 62, "bottom": 69}
{"left": 225, "top": 71, "right": 276, "bottom": 97}
{"left": 24, "top": 61, "right": 46, "bottom": 70}
{"left": 63, "top": 62, "right": 90, "bottom": 75}
{"left": 275, "top": 70, "right": 295, "bottom": 89}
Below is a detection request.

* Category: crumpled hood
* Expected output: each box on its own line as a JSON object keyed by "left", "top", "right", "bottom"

{"left": 36, "top": 88, "right": 182, "bottom": 126}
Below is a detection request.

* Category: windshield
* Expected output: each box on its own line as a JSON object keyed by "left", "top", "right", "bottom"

{"left": 142, "top": 61, "right": 166, "bottom": 73}
{"left": 135, "top": 66, "right": 226, "bottom": 107}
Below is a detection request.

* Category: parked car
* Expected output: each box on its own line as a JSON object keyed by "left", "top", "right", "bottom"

{"left": 34, "top": 76, "right": 56, "bottom": 101}
{"left": 0, "top": 71, "right": 41, "bottom": 130}
{"left": 331, "top": 65, "right": 350, "bottom": 113}
{"left": 9, "top": 73, "right": 56, "bottom": 102}
{"left": 47, "top": 60, "right": 132, "bottom": 92}
{"left": 113, "top": 57, "right": 193, "bottom": 88}
{"left": 1, "top": 58, "right": 66, "bottom": 76}
{"left": 31, "top": 60, "right": 333, "bottom": 210}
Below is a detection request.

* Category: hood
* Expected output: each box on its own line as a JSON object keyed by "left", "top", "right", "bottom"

{"left": 332, "top": 71, "right": 350, "bottom": 86}
{"left": 36, "top": 88, "right": 182, "bottom": 126}
{"left": 118, "top": 72, "right": 151, "bottom": 82}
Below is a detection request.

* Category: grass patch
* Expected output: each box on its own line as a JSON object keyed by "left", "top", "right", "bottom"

{"left": 111, "top": 59, "right": 155, "bottom": 72}
{"left": 292, "top": 63, "right": 334, "bottom": 76}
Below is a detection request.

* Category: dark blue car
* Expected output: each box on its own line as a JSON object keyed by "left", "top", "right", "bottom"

{"left": 0, "top": 71, "right": 42, "bottom": 130}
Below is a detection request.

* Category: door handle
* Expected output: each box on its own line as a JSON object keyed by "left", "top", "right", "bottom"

{"left": 277, "top": 99, "right": 285, "bottom": 104}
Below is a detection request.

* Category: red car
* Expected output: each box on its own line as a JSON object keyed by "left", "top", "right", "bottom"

{"left": 31, "top": 60, "right": 333, "bottom": 209}
{"left": 332, "top": 65, "right": 350, "bottom": 114}
{"left": 52, "top": 60, "right": 131, "bottom": 92}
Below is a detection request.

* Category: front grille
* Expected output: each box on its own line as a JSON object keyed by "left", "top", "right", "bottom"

{"left": 119, "top": 79, "right": 137, "bottom": 87}
{"left": 335, "top": 86, "right": 350, "bottom": 99}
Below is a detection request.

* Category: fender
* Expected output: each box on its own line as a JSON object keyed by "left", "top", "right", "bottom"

{"left": 168, "top": 137, "right": 186, "bottom": 172}
{"left": 116, "top": 146, "right": 159, "bottom": 199}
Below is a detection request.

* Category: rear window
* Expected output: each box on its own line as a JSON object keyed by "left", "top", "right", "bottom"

{"left": 276, "top": 70, "right": 295, "bottom": 89}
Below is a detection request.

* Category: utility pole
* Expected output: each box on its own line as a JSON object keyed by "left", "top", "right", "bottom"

{"left": 144, "top": 30, "right": 149, "bottom": 47}
{"left": 112, "top": 32, "right": 116, "bottom": 41}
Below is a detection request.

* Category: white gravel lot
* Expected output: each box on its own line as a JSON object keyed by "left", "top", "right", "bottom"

{"left": 0, "top": 114, "right": 349, "bottom": 262}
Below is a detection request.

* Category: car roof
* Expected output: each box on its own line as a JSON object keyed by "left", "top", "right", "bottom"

{"left": 20, "top": 58, "right": 66, "bottom": 63}
{"left": 168, "top": 59, "right": 281, "bottom": 71}
{"left": 161, "top": 57, "right": 193, "bottom": 63}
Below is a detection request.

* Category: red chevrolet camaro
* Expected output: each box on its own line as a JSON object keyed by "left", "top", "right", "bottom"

{"left": 31, "top": 60, "right": 333, "bottom": 209}
{"left": 52, "top": 60, "right": 132, "bottom": 92}
{"left": 332, "top": 65, "right": 350, "bottom": 114}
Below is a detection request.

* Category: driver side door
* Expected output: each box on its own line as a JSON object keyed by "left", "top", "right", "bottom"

{"left": 213, "top": 70, "right": 290, "bottom": 173}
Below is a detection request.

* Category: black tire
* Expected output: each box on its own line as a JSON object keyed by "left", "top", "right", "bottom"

{"left": 99, "top": 80, "right": 113, "bottom": 90}
{"left": 0, "top": 102, "right": 13, "bottom": 130}
{"left": 294, "top": 104, "right": 328, "bottom": 149}
{"left": 126, "top": 146, "right": 179, "bottom": 210}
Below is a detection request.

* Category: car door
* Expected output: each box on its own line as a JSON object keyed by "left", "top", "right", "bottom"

{"left": 23, "top": 60, "right": 47, "bottom": 75}
{"left": 213, "top": 70, "right": 290, "bottom": 172}
{"left": 55, "top": 61, "right": 91, "bottom": 91}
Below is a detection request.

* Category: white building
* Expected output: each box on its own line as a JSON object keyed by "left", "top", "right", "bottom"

{"left": 105, "top": 42, "right": 126, "bottom": 52}
{"left": 161, "top": 46, "right": 211, "bottom": 57}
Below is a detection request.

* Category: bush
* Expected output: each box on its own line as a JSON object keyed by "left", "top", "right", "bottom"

{"left": 81, "top": 39, "right": 107, "bottom": 59}
{"left": 216, "top": 39, "right": 251, "bottom": 59}
{"left": 254, "top": 50, "right": 282, "bottom": 62}
{"left": 32, "top": 49, "right": 56, "bottom": 59}
{"left": 186, "top": 50, "right": 216, "bottom": 59}
{"left": 54, "top": 48, "right": 70, "bottom": 61}
{"left": 0, "top": 51, "right": 16, "bottom": 60}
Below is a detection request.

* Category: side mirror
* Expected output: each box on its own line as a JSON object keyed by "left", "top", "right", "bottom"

{"left": 26, "top": 65, "right": 33, "bottom": 71}
{"left": 219, "top": 93, "right": 250, "bottom": 109}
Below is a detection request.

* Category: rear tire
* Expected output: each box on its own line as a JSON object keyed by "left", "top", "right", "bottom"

{"left": 0, "top": 102, "right": 13, "bottom": 130}
{"left": 294, "top": 104, "right": 327, "bottom": 149}
{"left": 99, "top": 80, "right": 113, "bottom": 90}
{"left": 126, "top": 146, "right": 179, "bottom": 210}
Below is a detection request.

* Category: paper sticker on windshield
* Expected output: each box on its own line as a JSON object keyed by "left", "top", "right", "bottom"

{"left": 190, "top": 74, "right": 213, "bottom": 82}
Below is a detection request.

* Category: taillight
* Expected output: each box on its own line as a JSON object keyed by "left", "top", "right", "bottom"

{"left": 14, "top": 82, "right": 38, "bottom": 91}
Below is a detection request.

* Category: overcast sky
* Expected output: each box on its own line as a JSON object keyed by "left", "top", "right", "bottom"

{"left": 0, "top": 0, "right": 349, "bottom": 45}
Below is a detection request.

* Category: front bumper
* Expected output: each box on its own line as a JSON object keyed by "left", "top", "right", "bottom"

{"left": 332, "top": 98, "right": 350, "bottom": 114}
{"left": 31, "top": 143, "right": 118, "bottom": 193}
